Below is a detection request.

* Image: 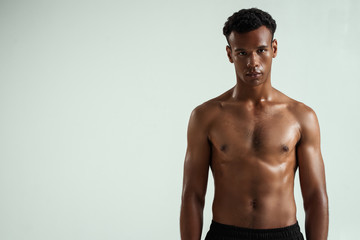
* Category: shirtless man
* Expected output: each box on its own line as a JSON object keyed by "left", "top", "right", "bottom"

{"left": 180, "top": 8, "right": 328, "bottom": 240}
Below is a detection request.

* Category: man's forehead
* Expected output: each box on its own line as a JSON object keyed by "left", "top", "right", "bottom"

{"left": 228, "top": 26, "right": 273, "bottom": 48}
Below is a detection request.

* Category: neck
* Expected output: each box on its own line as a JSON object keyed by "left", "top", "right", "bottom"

{"left": 231, "top": 79, "right": 274, "bottom": 103}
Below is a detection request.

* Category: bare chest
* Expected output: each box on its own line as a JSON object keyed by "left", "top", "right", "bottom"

{"left": 208, "top": 105, "right": 301, "bottom": 159}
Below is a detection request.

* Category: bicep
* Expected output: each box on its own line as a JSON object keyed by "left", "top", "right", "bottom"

{"left": 297, "top": 108, "right": 327, "bottom": 205}
{"left": 182, "top": 107, "right": 211, "bottom": 200}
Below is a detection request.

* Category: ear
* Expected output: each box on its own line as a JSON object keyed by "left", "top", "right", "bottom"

{"left": 272, "top": 39, "right": 278, "bottom": 58}
{"left": 226, "top": 45, "right": 234, "bottom": 63}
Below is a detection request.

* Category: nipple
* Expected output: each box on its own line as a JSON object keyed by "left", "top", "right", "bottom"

{"left": 220, "top": 144, "right": 227, "bottom": 152}
{"left": 282, "top": 145, "right": 289, "bottom": 152}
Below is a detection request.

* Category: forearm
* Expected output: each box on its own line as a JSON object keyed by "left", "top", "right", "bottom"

{"left": 304, "top": 195, "right": 329, "bottom": 240}
{"left": 180, "top": 196, "right": 205, "bottom": 240}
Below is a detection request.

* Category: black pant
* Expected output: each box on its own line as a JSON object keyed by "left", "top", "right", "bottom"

{"left": 205, "top": 220, "right": 304, "bottom": 240}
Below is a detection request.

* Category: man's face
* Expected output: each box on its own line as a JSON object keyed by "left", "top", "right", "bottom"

{"left": 226, "top": 26, "right": 278, "bottom": 87}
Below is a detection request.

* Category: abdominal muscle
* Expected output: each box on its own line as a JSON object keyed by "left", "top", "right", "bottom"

{"left": 210, "top": 155, "right": 298, "bottom": 229}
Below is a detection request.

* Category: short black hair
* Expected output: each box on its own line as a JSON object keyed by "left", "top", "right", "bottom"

{"left": 223, "top": 8, "right": 277, "bottom": 44}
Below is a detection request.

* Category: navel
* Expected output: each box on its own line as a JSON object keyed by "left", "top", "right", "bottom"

{"left": 250, "top": 199, "right": 257, "bottom": 209}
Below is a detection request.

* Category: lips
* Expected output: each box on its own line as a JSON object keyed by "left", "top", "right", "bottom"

{"left": 246, "top": 72, "right": 262, "bottom": 77}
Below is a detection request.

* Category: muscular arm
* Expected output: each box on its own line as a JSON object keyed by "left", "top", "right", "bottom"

{"left": 180, "top": 106, "right": 211, "bottom": 240}
{"left": 297, "top": 106, "right": 329, "bottom": 240}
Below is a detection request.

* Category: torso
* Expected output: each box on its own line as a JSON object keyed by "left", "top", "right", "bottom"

{"left": 204, "top": 87, "right": 302, "bottom": 229}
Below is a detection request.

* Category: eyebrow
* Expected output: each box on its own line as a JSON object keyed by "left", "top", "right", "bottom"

{"left": 234, "top": 45, "right": 269, "bottom": 51}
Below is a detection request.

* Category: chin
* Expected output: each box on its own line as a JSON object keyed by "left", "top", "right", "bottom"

{"left": 244, "top": 79, "right": 265, "bottom": 86}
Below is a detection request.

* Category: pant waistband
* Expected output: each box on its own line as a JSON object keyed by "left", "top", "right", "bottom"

{"left": 208, "top": 220, "right": 302, "bottom": 239}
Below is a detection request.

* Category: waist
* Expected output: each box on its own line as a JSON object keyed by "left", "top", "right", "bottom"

{"left": 212, "top": 194, "right": 297, "bottom": 227}
{"left": 207, "top": 220, "right": 303, "bottom": 239}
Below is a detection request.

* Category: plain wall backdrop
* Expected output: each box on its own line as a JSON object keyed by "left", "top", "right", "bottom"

{"left": 1, "top": 0, "right": 359, "bottom": 239}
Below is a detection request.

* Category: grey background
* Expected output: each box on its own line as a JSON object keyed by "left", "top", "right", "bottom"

{"left": 1, "top": 0, "right": 359, "bottom": 239}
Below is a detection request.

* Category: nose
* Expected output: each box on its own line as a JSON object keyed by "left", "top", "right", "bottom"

{"left": 246, "top": 52, "right": 259, "bottom": 68}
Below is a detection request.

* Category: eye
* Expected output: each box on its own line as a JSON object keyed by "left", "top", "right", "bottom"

{"left": 258, "top": 49, "right": 266, "bottom": 53}
{"left": 237, "top": 51, "right": 247, "bottom": 56}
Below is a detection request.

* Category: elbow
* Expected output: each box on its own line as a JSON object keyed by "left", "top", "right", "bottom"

{"left": 181, "top": 188, "right": 206, "bottom": 208}
{"left": 303, "top": 191, "right": 328, "bottom": 212}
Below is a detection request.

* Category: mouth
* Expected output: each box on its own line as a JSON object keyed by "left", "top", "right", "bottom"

{"left": 246, "top": 72, "right": 262, "bottom": 78}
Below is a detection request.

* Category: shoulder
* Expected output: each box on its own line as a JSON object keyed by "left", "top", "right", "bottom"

{"left": 275, "top": 88, "right": 318, "bottom": 124}
{"left": 190, "top": 88, "right": 233, "bottom": 120}
{"left": 286, "top": 99, "right": 320, "bottom": 142}
{"left": 189, "top": 99, "right": 220, "bottom": 125}
{"left": 275, "top": 89, "right": 320, "bottom": 135}
{"left": 289, "top": 100, "right": 319, "bottom": 127}
{"left": 188, "top": 91, "right": 230, "bottom": 131}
